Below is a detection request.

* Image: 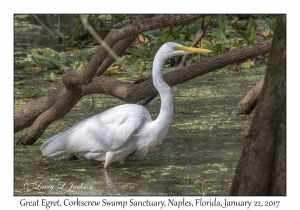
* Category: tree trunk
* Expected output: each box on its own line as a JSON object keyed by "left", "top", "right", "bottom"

{"left": 230, "top": 15, "right": 286, "bottom": 195}
{"left": 230, "top": 77, "right": 264, "bottom": 116}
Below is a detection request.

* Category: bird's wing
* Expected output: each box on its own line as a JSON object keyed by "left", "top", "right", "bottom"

{"left": 42, "top": 104, "right": 151, "bottom": 155}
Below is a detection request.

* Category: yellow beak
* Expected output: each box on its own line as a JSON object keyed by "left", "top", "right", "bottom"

{"left": 174, "top": 46, "right": 212, "bottom": 53}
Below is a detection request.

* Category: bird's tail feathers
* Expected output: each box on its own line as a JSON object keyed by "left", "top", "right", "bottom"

{"left": 40, "top": 132, "right": 67, "bottom": 156}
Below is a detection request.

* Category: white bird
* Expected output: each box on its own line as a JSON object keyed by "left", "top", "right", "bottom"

{"left": 40, "top": 42, "right": 211, "bottom": 168}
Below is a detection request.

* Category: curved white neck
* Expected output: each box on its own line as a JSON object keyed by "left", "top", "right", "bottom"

{"left": 152, "top": 52, "right": 173, "bottom": 128}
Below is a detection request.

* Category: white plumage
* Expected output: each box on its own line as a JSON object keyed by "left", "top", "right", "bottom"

{"left": 40, "top": 42, "right": 211, "bottom": 168}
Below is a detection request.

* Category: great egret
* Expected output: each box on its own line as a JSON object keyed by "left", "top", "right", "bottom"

{"left": 40, "top": 42, "right": 211, "bottom": 168}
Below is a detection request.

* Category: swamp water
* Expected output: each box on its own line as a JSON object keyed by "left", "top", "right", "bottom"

{"left": 14, "top": 67, "right": 265, "bottom": 196}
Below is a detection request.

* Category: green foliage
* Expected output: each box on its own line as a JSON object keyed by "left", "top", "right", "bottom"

{"left": 241, "top": 62, "right": 251, "bottom": 69}
{"left": 24, "top": 47, "right": 91, "bottom": 70}
{"left": 249, "top": 27, "right": 258, "bottom": 44}
{"left": 202, "top": 14, "right": 276, "bottom": 59}
{"left": 129, "top": 15, "right": 275, "bottom": 71}
{"left": 132, "top": 18, "right": 210, "bottom": 69}
{"left": 189, "top": 24, "right": 200, "bottom": 35}
{"left": 112, "top": 54, "right": 150, "bottom": 72}
{"left": 21, "top": 14, "right": 275, "bottom": 81}
{"left": 229, "top": 16, "right": 260, "bottom": 44}
{"left": 111, "top": 14, "right": 137, "bottom": 28}
{"left": 143, "top": 19, "right": 202, "bottom": 48}
{"left": 130, "top": 44, "right": 149, "bottom": 58}
{"left": 265, "top": 17, "right": 276, "bottom": 38}
{"left": 248, "top": 17, "right": 258, "bottom": 31}
{"left": 44, "top": 72, "right": 60, "bottom": 81}
{"left": 213, "top": 16, "right": 228, "bottom": 41}
{"left": 22, "top": 47, "right": 92, "bottom": 81}
{"left": 144, "top": 29, "right": 164, "bottom": 38}
{"left": 200, "top": 15, "right": 231, "bottom": 56}
{"left": 201, "top": 40, "right": 215, "bottom": 54}
{"left": 231, "top": 38, "right": 241, "bottom": 48}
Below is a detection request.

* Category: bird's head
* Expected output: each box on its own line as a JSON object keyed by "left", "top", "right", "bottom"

{"left": 158, "top": 42, "right": 212, "bottom": 59}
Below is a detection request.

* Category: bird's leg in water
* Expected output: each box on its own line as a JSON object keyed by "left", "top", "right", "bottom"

{"left": 104, "top": 156, "right": 111, "bottom": 168}
{"left": 104, "top": 151, "right": 114, "bottom": 168}
{"left": 104, "top": 151, "right": 124, "bottom": 168}
{"left": 118, "top": 157, "right": 127, "bottom": 166}
{"left": 118, "top": 151, "right": 136, "bottom": 166}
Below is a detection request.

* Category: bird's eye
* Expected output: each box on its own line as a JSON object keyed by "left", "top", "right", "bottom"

{"left": 173, "top": 46, "right": 180, "bottom": 51}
